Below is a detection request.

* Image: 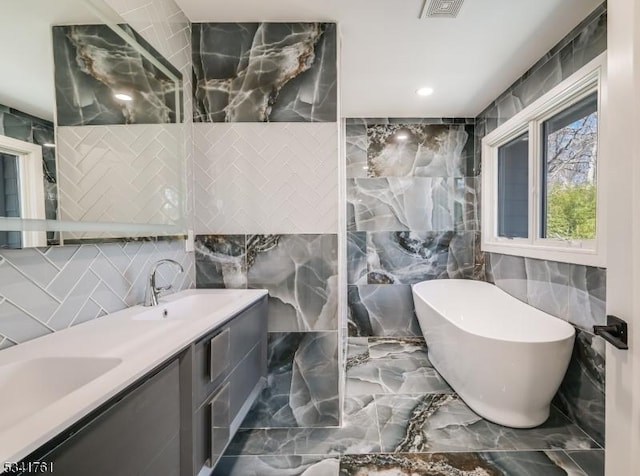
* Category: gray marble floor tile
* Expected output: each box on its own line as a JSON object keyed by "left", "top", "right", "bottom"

{"left": 346, "top": 339, "right": 450, "bottom": 396}
{"left": 227, "top": 395, "right": 381, "bottom": 456}
{"left": 339, "top": 451, "right": 588, "bottom": 476}
{"left": 347, "top": 285, "right": 420, "bottom": 337}
{"left": 566, "top": 450, "right": 605, "bottom": 476}
{"left": 375, "top": 394, "right": 599, "bottom": 453}
{"left": 214, "top": 455, "right": 340, "bottom": 476}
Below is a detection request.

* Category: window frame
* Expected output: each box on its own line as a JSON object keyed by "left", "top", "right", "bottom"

{"left": 482, "top": 53, "right": 607, "bottom": 267}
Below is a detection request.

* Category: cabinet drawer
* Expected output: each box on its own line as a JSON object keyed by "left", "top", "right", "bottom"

{"left": 193, "top": 298, "right": 267, "bottom": 408}
{"left": 194, "top": 383, "right": 230, "bottom": 472}
{"left": 194, "top": 328, "right": 230, "bottom": 406}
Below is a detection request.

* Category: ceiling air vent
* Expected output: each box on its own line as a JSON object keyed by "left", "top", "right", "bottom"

{"left": 419, "top": 0, "right": 464, "bottom": 18}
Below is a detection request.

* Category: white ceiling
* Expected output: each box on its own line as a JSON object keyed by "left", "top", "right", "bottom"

{"left": 175, "top": 0, "right": 602, "bottom": 118}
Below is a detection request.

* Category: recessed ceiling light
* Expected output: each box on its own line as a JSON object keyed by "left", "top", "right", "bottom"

{"left": 114, "top": 92, "right": 133, "bottom": 101}
{"left": 42, "top": 143, "right": 56, "bottom": 148}
{"left": 396, "top": 133, "right": 409, "bottom": 140}
{"left": 416, "top": 87, "right": 434, "bottom": 97}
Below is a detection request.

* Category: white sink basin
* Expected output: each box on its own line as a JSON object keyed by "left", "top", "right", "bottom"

{"left": 0, "top": 357, "right": 122, "bottom": 432}
{"left": 133, "top": 290, "right": 247, "bottom": 321}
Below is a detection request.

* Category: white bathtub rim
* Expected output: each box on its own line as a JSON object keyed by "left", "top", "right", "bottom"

{"left": 412, "top": 279, "right": 575, "bottom": 344}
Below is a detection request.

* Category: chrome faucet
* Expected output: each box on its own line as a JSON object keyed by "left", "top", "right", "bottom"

{"left": 144, "top": 259, "right": 184, "bottom": 306}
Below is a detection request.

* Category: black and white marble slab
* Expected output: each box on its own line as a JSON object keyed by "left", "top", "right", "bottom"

{"left": 242, "top": 331, "right": 339, "bottom": 428}
{"left": 246, "top": 234, "right": 338, "bottom": 332}
{"left": 345, "top": 338, "right": 451, "bottom": 396}
{"left": 192, "top": 23, "right": 337, "bottom": 122}
{"left": 348, "top": 285, "right": 420, "bottom": 337}
{"left": 195, "top": 235, "right": 247, "bottom": 288}
{"left": 347, "top": 178, "right": 477, "bottom": 232}
{"left": 214, "top": 455, "right": 340, "bottom": 476}
{"left": 339, "top": 451, "right": 589, "bottom": 476}
{"left": 554, "top": 329, "right": 605, "bottom": 447}
{"left": 53, "top": 25, "right": 181, "bottom": 126}
{"left": 227, "top": 395, "right": 381, "bottom": 455}
{"left": 375, "top": 393, "right": 599, "bottom": 453}
{"left": 366, "top": 124, "right": 471, "bottom": 178}
{"left": 366, "top": 231, "right": 477, "bottom": 284}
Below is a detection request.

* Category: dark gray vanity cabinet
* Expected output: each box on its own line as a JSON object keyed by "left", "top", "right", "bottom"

{"left": 17, "top": 296, "right": 267, "bottom": 476}
{"left": 182, "top": 297, "right": 268, "bottom": 476}
{"left": 33, "top": 360, "right": 182, "bottom": 476}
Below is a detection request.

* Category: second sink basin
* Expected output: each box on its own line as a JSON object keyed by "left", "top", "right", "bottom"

{"left": 0, "top": 356, "right": 122, "bottom": 432}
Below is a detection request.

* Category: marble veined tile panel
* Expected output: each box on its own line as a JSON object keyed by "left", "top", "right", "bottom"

{"left": 241, "top": 332, "right": 339, "bottom": 428}
{"left": 347, "top": 285, "right": 420, "bottom": 337}
{"left": 53, "top": 25, "right": 181, "bottom": 126}
{"left": 347, "top": 178, "right": 475, "bottom": 232}
{"left": 192, "top": 23, "right": 336, "bottom": 122}
{"left": 195, "top": 235, "right": 247, "bottom": 289}
{"left": 366, "top": 124, "right": 471, "bottom": 178}
{"left": 366, "top": 231, "right": 477, "bottom": 284}
{"left": 247, "top": 234, "right": 338, "bottom": 332}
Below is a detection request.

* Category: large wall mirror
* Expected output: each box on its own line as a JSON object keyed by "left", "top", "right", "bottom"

{"left": 0, "top": 0, "right": 186, "bottom": 248}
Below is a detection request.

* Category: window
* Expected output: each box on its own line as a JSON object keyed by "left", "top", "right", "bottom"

{"left": 482, "top": 54, "right": 605, "bottom": 266}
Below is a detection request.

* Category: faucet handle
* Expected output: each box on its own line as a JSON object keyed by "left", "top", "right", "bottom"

{"left": 155, "top": 284, "right": 173, "bottom": 293}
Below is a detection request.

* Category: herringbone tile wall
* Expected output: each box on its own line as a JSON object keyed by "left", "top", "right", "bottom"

{"left": 193, "top": 123, "right": 339, "bottom": 234}
{"left": 104, "top": 0, "right": 195, "bottom": 225}
{"left": 0, "top": 240, "right": 194, "bottom": 350}
{"left": 57, "top": 125, "right": 184, "bottom": 230}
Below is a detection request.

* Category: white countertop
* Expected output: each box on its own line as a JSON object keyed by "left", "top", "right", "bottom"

{"left": 0, "top": 288, "right": 267, "bottom": 468}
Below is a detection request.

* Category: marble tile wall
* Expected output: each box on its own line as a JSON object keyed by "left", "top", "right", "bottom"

{"left": 196, "top": 234, "right": 339, "bottom": 427}
{"left": 192, "top": 23, "right": 337, "bottom": 123}
{"left": 0, "top": 239, "right": 194, "bottom": 350}
{"left": 485, "top": 253, "right": 605, "bottom": 446}
{"left": 345, "top": 118, "right": 481, "bottom": 337}
{"left": 53, "top": 24, "right": 182, "bottom": 126}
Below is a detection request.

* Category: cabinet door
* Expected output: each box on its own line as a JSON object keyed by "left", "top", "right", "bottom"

{"left": 36, "top": 361, "right": 181, "bottom": 476}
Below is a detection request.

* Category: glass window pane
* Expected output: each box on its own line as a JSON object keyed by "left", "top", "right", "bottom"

{"left": 497, "top": 132, "right": 529, "bottom": 238}
{"left": 542, "top": 92, "right": 598, "bottom": 240}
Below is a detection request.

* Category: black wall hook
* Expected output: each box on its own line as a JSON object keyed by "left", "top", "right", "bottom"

{"left": 593, "top": 315, "right": 629, "bottom": 350}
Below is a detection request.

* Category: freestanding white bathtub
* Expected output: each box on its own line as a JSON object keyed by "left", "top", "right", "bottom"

{"left": 412, "top": 279, "right": 575, "bottom": 428}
